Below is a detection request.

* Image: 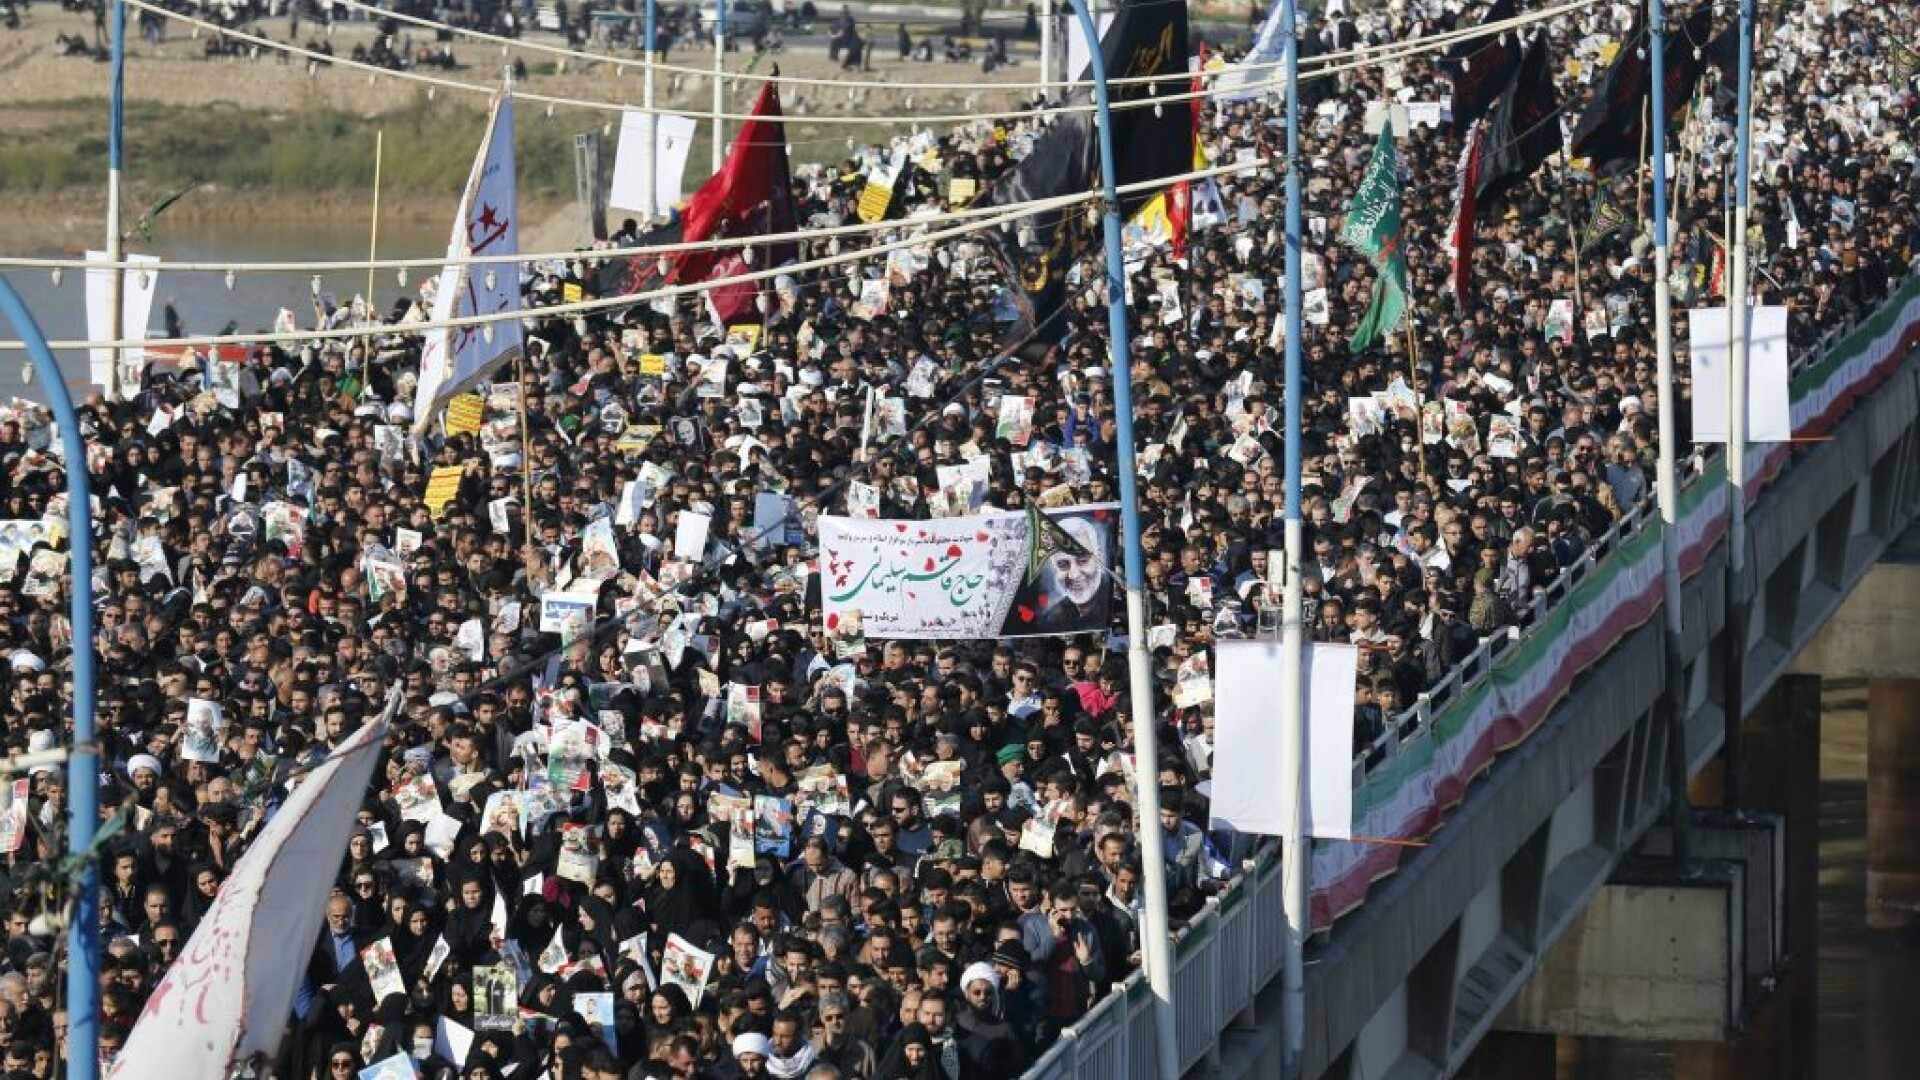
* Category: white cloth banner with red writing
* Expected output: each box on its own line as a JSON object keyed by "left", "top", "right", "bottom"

{"left": 110, "top": 697, "right": 397, "bottom": 1078}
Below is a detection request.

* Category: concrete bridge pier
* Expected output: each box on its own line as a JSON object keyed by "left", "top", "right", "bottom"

{"left": 1865, "top": 678, "right": 1920, "bottom": 932}
{"left": 1479, "top": 675, "right": 1821, "bottom": 1080}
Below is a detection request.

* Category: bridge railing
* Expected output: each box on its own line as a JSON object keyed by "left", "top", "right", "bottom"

{"left": 1018, "top": 268, "right": 1920, "bottom": 1078}
{"left": 1024, "top": 845, "right": 1288, "bottom": 1080}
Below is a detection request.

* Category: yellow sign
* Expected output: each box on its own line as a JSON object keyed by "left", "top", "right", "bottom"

{"left": 562, "top": 281, "right": 584, "bottom": 304}
{"left": 615, "top": 425, "right": 663, "bottom": 452}
{"left": 948, "top": 177, "right": 979, "bottom": 207}
{"left": 1596, "top": 41, "right": 1620, "bottom": 66}
{"left": 725, "top": 325, "right": 763, "bottom": 352}
{"left": 445, "top": 393, "right": 485, "bottom": 437}
{"left": 856, "top": 182, "right": 893, "bottom": 224}
{"left": 423, "top": 465, "right": 465, "bottom": 518}
{"left": 639, "top": 353, "right": 667, "bottom": 377}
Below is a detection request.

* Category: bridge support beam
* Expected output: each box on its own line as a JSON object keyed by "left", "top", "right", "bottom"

{"left": 1867, "top": 677, "right": 1920, "bottom": 931}
{"left": 1668, "top": 674, "right": 1821, "bottom": 1080}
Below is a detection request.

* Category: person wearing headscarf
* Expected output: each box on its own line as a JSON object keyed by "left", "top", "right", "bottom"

{"left": 872, "top": 1022, "right": 944, "bottom": 1080}
{"left": 646, "top": 848, "right": 722, "bottom": 944}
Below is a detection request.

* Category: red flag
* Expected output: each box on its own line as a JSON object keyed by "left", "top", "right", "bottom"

{"left": 1166, "top": 42, "right": 1206, "bottom": 258}
{"left": 667, "top": 80, "right": 797, "bottom": 317}
{"left": 1447, "top": 120, "right": 1487, "bottom": 312}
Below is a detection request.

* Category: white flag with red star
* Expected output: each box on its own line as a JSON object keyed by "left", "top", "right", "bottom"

{"left": 413, "top": 91, "right": 522, "bottom": 433}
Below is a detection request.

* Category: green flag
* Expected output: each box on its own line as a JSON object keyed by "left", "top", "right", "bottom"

{"left": 1338, "top": 124, "right": 1409, "bottom": 353}
{"left": 1579, "top": 186, "right": 1633, "bottom": 254}
{"left": 1891, "top": 38, "right": 1919, "bottom": 87}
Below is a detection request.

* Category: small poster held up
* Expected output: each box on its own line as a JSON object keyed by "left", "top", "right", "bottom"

{"left": 472, "top": 964, "right": 520, "bottom": 1031}
{"left": 357, "top": 1053, "right": 418, "bottom": 1080}
{"left": 360, "top": 936, "right": 406, "bottom": 1002}
{"left": 660, "top": 933, "right": 716, "bottom": 1008}
{"left": 556, "top": 822, "right": 600, "bottom": 884}
{"left": 181, "top": 697, "right": 226, "bottom": 764}
{"left": 391, "top": 773, "right": 441, "bottom": 823}
{"left": 995, "top": 395, "right": 1035, "bottom": 447}
{"left": 753, "top": 795, "right": 794, "bottom": 856}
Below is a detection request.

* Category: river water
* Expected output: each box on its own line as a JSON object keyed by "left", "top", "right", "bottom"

{"left": 0, "top": 216, "right": 451, "bottom": 403}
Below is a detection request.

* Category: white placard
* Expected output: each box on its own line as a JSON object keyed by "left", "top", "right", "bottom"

{"left": 1688, "top": 305, "right": 1791, "bottom": 444}
{"left": 85, "top": 251, "right": 159, "bottom": 396}
{"left": 673, "top": 509, "right": 711, "bottom": 561}
{"left": 609, "top": 110, "right": 697, "bottom": 219}
{"left": 1208, "top": 640, "right": 1358, "bottom": 840}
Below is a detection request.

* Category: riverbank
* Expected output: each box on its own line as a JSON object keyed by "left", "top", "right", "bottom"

{"left": 0, "top": 4, "right": 1049, "bottom": 251}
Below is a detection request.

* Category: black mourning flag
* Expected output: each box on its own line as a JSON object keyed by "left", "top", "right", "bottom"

{"left": 594, "top": 218, "right": 683, "bottom": 298}
{"left": 1443, "top": 0, "right": 1520, "bottom": 128}
{"left": 1474, "top": 30, "right": 1560, "bottom": 204}
{"left": 1569, "top": 6, "right": 1714, "bottom": 173}
{"left": 979, "top": 0, "right": 1190, "bottom": 340}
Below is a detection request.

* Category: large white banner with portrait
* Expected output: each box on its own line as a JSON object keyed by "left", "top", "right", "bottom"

{"left": 819, "top": 504, "right": 1116, "bottom": 640}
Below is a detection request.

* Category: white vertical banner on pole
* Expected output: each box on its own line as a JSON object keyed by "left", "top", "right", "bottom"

{"left": 611, "top": 110, "right": 696, "bottom": 219}
{"left": 1066, "top": 12, "right": 1115, "bottom": 84}
{"left": 1687, "top": 304, "right": 1791, "bottom": 443}
{"left": 84, "top": 251, "right": 158, "bottom": 395}
{"left": 1209, "top": 640, "right": 1357, "bottom": 839}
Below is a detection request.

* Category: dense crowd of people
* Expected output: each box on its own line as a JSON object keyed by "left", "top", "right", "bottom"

{"left": 0, "top": 1, "right": 1912, "bottom": 1079}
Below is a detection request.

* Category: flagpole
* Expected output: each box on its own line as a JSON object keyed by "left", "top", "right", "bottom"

{"left": 1280, "top": 0, "right": 1311, "bottom": 1074}
{"left": 1635, "top": 96, "right": 1650, "bottom": 223}
{"left": 517, "top": 354, "right": 536, "bottom": 555}
{"left": 0, "top": 280, "right": 99, "bottom": 1080}
{"left": 363, "top": 128, "right": 384, "bottom": 389}
{"left": 644, "top": 0, "right": 658, "bottom": 221}
{"left": 106, "top": 0, "right": 126, "bottom": 401}
{"left": 1403, "top": 319, "right": 1424, "bottom": 479}
{"left": 711, "top": 0, "right": 727, "bottom": 177}
{"left": 1039, "top": 0, "right": 1054, "bottom": 100}
{"left": 1723, "top": 0, "right": 1757, "bottom": 811}
{"left": 1060, "top": 1, "right": 1177, "bottom": 1075}
{"left": 1647, "top": 0, "right": 1691, "bottom": 861}
{"left": 1560, "top": 138, "right": 1583, "bottom": 316}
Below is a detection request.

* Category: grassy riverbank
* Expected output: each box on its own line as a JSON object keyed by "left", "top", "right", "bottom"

{"left": 2, "top": 97, "right": 580, "bottom": 200}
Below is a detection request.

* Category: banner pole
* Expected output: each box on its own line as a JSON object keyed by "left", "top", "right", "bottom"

{"left": 1039, "top": 0, "right": 1054, "bottom": 99}
{"left": 712, "top": 0, "right": 727, "bottom": 176}
{"left": 1062, "top": 0, "right": 1177, "bottom": 1075}
{"left": 644, "top": 0, "right": 658, "bottom": 221}
{"left": 1648, "top": 0, "right": 1691, "bottom": 861}
{"left": 1723, "top": 0, "right": 1757, "bottom": 811}
{"left": 363, "top": 128, "right": 383, "bottom": 388}
{"left": 1636, "top": 96, "right": 1650, "bottom": 223}
{"left": 106, "top": 0, "right": 127, "bottom": 401}
{"left": 1403, "top": 317, "right": 1423, "bottom": 479}
{"left": 517, "top": 354, "right": 536, "bottom": 557}
{"left": 1280, "top": 0, "right": 1310, "bottom": 1074}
